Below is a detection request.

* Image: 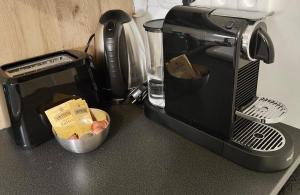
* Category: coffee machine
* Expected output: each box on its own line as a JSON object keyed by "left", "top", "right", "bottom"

{"left": 144, "top": 6, "right": 294, "bottom": 172}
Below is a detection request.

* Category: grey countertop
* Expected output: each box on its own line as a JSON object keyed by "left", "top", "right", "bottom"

{"left": 0, "top": 104, "right": 299, "bottom": 195}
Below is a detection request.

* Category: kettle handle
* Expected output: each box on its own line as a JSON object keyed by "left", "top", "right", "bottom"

{"left": 103, "top": 20, "right": 128, "bottom": 99}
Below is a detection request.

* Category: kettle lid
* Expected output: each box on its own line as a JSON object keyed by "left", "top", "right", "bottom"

{"left": 100, "top": 10, "right": 131, "bottom": 24}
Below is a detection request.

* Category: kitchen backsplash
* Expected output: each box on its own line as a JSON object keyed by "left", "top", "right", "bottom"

{"left": 134, "top": 0, "right": 271, "bottom": 18}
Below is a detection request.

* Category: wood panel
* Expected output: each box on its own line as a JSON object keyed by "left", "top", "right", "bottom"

{"left": 0, "top": 0, "right": 133, "bottom": 129}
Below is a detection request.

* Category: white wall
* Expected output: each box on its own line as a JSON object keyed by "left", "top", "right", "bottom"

{"left": 134, "top": 0, "right": 300, "bottom": 128}
{"left": 258, "top": 0, "right": 300, "bottom": 128}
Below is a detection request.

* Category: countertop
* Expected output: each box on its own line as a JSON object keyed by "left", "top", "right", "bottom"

{"left": 0, "top": 104, "right": 299, "bottom": 195}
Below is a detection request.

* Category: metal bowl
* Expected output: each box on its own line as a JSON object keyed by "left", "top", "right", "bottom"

{"left": 53, "top": 108, "right": 110, "bottom": 153}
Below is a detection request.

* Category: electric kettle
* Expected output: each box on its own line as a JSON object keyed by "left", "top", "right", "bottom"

{"left": 94, "top": 10, "right": 146, "bottom": 101}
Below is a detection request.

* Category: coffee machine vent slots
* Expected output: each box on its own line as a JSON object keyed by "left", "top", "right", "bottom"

{"left": 144, "top": 6, "right": 294, "bottom": 172}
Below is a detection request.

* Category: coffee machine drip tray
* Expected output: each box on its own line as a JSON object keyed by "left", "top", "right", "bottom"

{"left": 144, "top": 100, "right": 294, "bottom": 172}
{"left": 235, "top": 97, "right": 287, "bottom": 124}
{"left": 232, "top": 118, "right": 285, "bottom": 152}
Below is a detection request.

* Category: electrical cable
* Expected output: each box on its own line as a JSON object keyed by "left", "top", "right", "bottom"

{"left": 125, "top": 82, "right": 148, "bottom": 104}
{"left": 84, "top": 33, "right": 95, "bottom": 53}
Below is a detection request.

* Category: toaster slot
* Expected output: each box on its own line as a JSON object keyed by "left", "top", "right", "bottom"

{"left": 235, "top": 97, "right": 287, "bottom": 124}
{"left": 3, "top": 54, "right": 75, "bottom": 78}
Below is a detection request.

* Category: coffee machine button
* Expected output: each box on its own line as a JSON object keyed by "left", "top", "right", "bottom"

{"left": 225, "top": 21, "right": 234, "bottom": 29}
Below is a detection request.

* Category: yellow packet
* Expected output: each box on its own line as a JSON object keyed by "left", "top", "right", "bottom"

{"left": 53, "top": 125, "right": 78, "bottom": 139}
{"left": 45, "top": 99, "right": 94, "bottom": 139}
{"left": 69, "top": 99, "right": 93, "bottom": 137}
{"left": 75, "top": 123, "right": 93, "bottom": 137}
{"left": 92, "top": 109, "right": 107, "bottom": 121}
{"left": 45, "top": 101, "right": 75, "bottom": 127}
{"left": 45, "top": 101, "right": 77, "bottom": 139}
{"left": 166, "top": 54, "right": 197, "bottom": 79}
{"left": 54, "top": 124, "right": 91, "bottom": 139}
{"left": 70, "top": 99, "right": 93, "bottom": 124}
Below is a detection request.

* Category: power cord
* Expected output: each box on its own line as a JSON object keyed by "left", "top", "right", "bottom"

{"left": 84, "top": 33, "right": 95, "bottom": 53}
{"left": 125, "top": 82, "right": 148, "bottom": 104}
{"left": 83, "top": 32, "right": 148, "bottom": 105}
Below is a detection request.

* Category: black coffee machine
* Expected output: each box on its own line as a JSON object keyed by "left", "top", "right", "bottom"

{"left": 144, "top": 6, "right": 294, "bottom": 172}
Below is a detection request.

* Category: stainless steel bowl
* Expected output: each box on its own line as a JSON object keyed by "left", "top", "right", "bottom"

{"left": 53, "top": 108, "right": 110, "bottom": 153}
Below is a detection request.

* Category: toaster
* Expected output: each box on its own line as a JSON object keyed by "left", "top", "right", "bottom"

{"left": 0, "top": 50, "right": 101, "bottom": 148}
{"left": 144, "top": 6, "right": 294, "bottom": 172}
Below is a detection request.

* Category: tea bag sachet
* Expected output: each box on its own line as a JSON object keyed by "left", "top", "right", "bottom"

{"left": 166, "top": 54, "right": 197, "bottom": 79}
{"left": 69, "top": 99, "right": 93, "bottom": 137}
{"left": 45, "top": 99, "right": 93, "bottom": 139}
{"left": 45, "top": 101, "right": 78, "bottom": 139}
